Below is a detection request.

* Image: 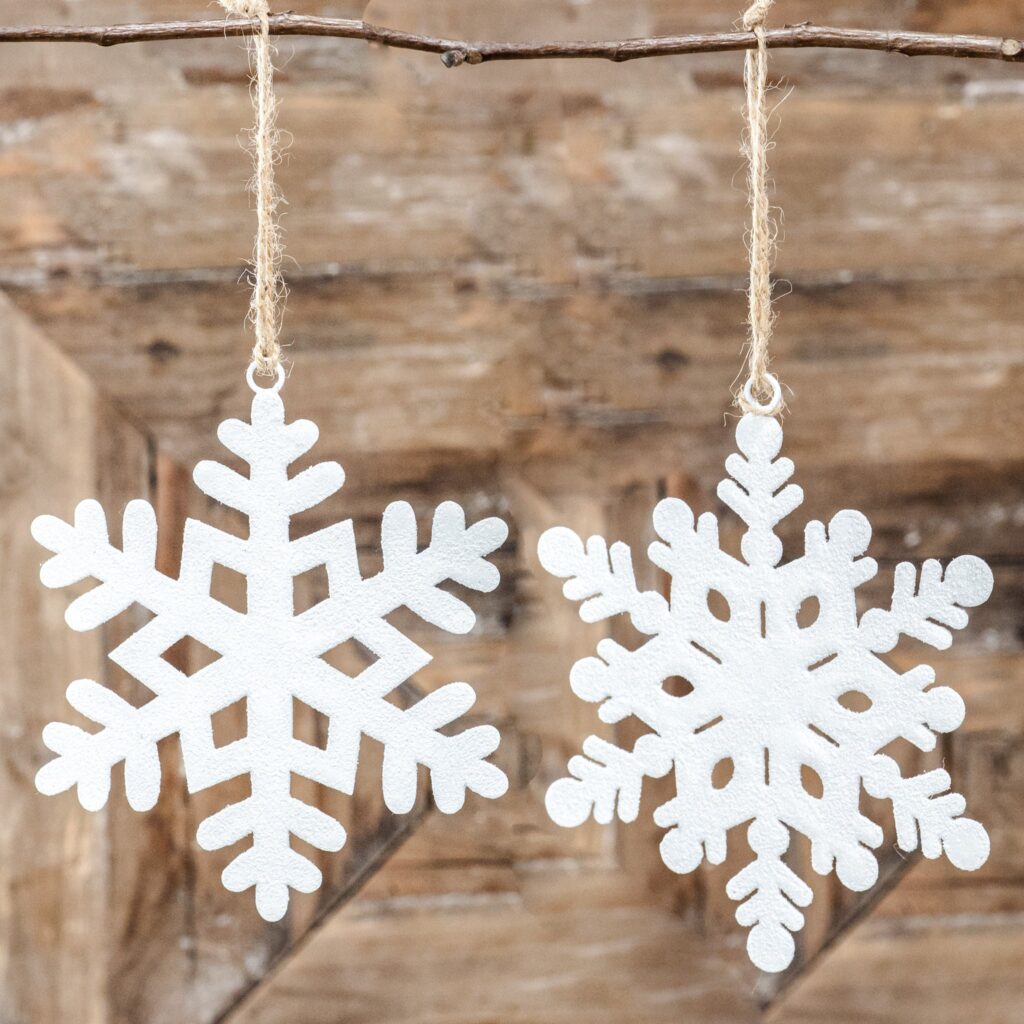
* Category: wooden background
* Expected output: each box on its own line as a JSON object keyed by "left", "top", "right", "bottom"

{"left": 1, "top": 2, "right": 1023, "bottom": 1022}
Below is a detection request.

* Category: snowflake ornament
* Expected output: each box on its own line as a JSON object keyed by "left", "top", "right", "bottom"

{"left": 539, "top": 413, "right": 992, "bottom": 972}
{"left": 33, "top": 367, "right": 509, "bottom": 921}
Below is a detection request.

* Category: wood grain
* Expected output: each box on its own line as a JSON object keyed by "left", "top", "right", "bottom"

{"left": 6, "top": 273, "right": 1023, "bottom": 477}
{"left": 2, "top": 90, "right": 1023, "bottom": 280}
{"left": 1, "top": 1, "right": 1024, "bottom": 282}
{"left": 227, "top": 867, "right": 762, "bottom": 1024}
{"left": 0, "top": 292, "right": 147, "bottom": 1024}
{"left": 771, "top": 867, "right": 1024, "bottom": 1023}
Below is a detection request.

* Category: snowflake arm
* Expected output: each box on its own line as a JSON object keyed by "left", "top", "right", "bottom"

{"left": 864, "top": 756, "right": 989, "bottom": 869}
{"left": 860, "top": 556, "right": 993, "bottom": 653}
{"left": 289, "top": 640, "right": 508, "bottom": 816}
{"left": 298, "top": 499, "right": 508, "bottom": 652}
{"left": 378, "top": 682, "right": 507, "bottom": 814}
{"left": 198, "top": 794, "right": 346, "bottom": 922}
{"left": 570, "top": 636, "right": 728, "bottom": 734}
{"left": 716, "top": 415, "right": 803, "bottom": 567}
{"left": 726, "top": 819, "right": 814, "bottom": 974}
{"left": 546, "top": 735, "right": 673, "bottom": 827}
{"left": 32, "top": 500, "right": 244, "bottom": 809}
{"left": 375, "top": 499, "right": 507, "bottom": 633}
{"left": 537, "top": 526, "right": 669, "bottom": 634}
{"left": 33, "top": 499, "right": 238, "bottom": 641}
{"left": 809, "top": 658, "right": 967, "bottom": 755}
{"left": 37, "top": 679, "right": 164, "bottom": 812}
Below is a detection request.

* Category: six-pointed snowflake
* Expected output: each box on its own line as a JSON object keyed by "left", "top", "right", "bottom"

{"left": 539, "top": 413, "right": 992, "bottom": 972}
{"left": 33, "top": 372, "right": 509, "bottom": 921}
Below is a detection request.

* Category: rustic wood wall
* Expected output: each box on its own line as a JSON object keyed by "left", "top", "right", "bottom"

{"left": 1, "top": 2, "right": 1022, "bottom": 1022}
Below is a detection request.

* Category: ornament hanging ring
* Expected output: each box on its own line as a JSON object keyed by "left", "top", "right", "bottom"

{"left": 742, "top": 373, "right": 782, "bottom": 416}
{"left": 247, "top": 362, "right": 286, "bottom": 394}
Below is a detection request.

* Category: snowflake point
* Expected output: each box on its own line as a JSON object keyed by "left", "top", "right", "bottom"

{"left": 945, "top": 554, "right": 994, "bottom": 608}
{"left": 537, "top": 526, "right": 583, "bottom": 578}
{"left": 747, "top": 922, "right": 796, "bottom": 974}
{"left": 652, "top": 497, "right": 695, "bottom": 542}
{"left": 825, "top": 508, "right": 872, "bottom": 554}
{"left": 735, "top": 412, "right": 783, "bottom": 458}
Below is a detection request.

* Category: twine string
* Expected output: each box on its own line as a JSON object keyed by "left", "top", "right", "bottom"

{"left": 215, "top": 0, "right": 780, "bottom": 396}
{"left": 220, "top": 0, "right": 283, "bottom": 376}
{"left": 737, "top": 0, "right": 782, "bottom": 416}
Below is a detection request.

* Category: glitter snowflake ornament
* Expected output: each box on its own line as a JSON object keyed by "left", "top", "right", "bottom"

{"left": 539, "top": 412, "right": 992, "bottom": 973}
{"left": 33, "top": 367, "right": 509, "bottom": 921}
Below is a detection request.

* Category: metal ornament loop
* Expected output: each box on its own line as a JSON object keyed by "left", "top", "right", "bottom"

{"left": 742, "top": 372, "right": 782, "bottom": 416}
{"left": 246, "top": 362, "right": 286, "bottom": 394}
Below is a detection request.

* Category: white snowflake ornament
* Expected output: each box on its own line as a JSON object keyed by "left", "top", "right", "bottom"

{"left": 538, "top": 413, "right": 992, "bottom": 973}
{"left": 33, "top": 367, "right": 509, "bottom": 921}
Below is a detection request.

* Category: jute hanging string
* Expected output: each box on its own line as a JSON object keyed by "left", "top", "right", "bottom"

{"left": 737, "top": 0, "right": 783, "bottom": 416}
{"left": 220, "top": 0, "right": 283, "bottom": 376}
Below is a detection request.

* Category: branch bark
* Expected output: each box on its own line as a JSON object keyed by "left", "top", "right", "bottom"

{"left": 0, "top": 15, "right": 1021, "bottom": 65}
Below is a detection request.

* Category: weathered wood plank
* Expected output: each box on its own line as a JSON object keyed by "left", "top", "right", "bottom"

{"left": 2, "top": 0, "right": 1024, "bottom": 282}
{"left": 0, "top": 292, "right": 148, "bottom": 1024}
{"left": 3, "top": 89, "right": 1023, "bottom": 279}
{"left": 770, "top": 841, "right": 1024, "bottom": 1023}
{"left": 7, "top": 273, "right": 1024, "bottom": 477}
{"left": 226, "top": 862, "right": 762, "bottom": 1024}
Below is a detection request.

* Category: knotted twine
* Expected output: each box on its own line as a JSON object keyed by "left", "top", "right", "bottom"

{"left": 220, "top": 0, "right": 283, "bottom": 376}
{"left": 736, "top": 0, "right": 783, "bottom": 416}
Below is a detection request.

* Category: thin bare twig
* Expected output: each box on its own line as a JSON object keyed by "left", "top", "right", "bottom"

{"left": 0, "top": 15, "right": 1021, "bottom": 66}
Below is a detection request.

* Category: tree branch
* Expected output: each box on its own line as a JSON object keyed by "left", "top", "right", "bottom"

{"left": 0, "top": 15, "right": 1020, "bottom": 66}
